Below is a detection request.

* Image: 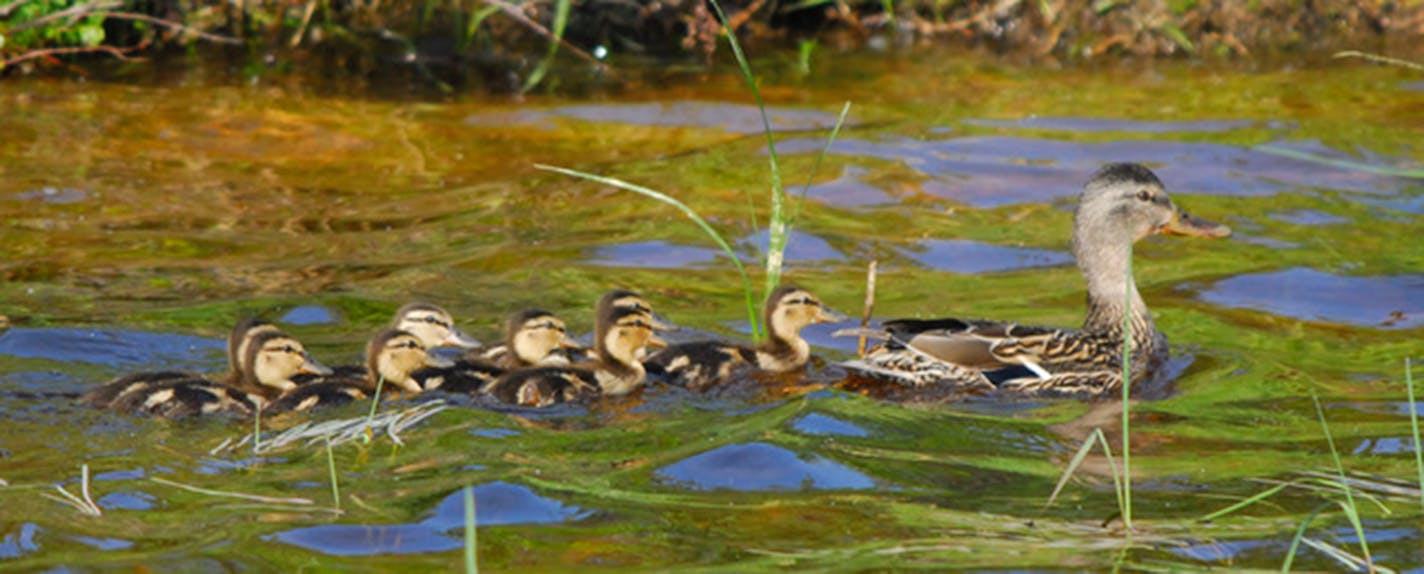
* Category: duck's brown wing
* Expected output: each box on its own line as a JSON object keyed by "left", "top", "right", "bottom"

{"left": 883, "top": 318, "right": 1075, "bottom": 371}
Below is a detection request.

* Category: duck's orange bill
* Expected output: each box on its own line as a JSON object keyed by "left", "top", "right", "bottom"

{"left": 1159, "top": 209, "right": 1231, "bottom": 238}
{"left": 646, "top": 334, "right": 669, "bottom": 348}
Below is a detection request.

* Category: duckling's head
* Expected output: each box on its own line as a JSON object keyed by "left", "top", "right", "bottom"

{"left": 391, "top": 303, "right": 481, "bottom": 350}
{"left": 365, "top": 329, "right": 433, "bottom": 393}
{"left": 507, "top": 309, "right": 573, "bottom": 365}
{"left": 595, "top": 306, "right": 666, "bottom": 367}
{"left": 1075, "top": 163, "right": 1231, "bottom": 251}
{"left": 245, "top": 330, "right": 332, "bottom": 394}
{"left": 597, "top": 289, "right": 677, "bottom": 332}
{"left": 764, "top": 285, "right": 846, "bottom": 342}
{"left": 229, "top": 318, "right": 280, "bottom": 378}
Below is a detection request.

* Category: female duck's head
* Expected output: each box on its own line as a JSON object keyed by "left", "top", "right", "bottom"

{"left": 1072, "top": 163, "right": 1230, "bottom": 300}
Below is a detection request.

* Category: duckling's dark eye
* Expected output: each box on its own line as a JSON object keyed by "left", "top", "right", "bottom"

{"left": 1136, "top": 189, "right": 1152, "bottom": 202}
{"left": 283, "top": 345, "right": 296, "bottom": 353}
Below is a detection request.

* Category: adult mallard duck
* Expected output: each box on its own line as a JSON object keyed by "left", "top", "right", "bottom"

{"left": 86, "top": 326, "right": 332, "bottom": 417}
{"left": 484, "top": 305, "right": 665, "bottom": 407}
{"left": 266, "top": 329, "right": 444, "bottom": 413}
{"left": 839, "top": 163, "right": 1231, "bottom": 398}
{"left": 644, "top": 285, "right": 846, "bottom": 389}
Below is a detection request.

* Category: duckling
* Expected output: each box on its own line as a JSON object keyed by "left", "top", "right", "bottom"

{"left": 422, "top": 309, "right": 579, "bottom": 395}
{"left": 465, "top": 309, "right": 578, "bottom": 369}
{"left": 838, "top": 163, "right": 1231, "bottom": 398}
{"left": 265, "top": 329, "right": 437, "bottom": 413}
{"left": 484, "top": 306, "right": 665, "bottom": 407}
{"left": 390, "top": 302, "right": 482, "bottom": 350}
{"left": 86, "top": 328, "right": 332, "bottom": 418}
{"left": 558, "top": 289, "right": 676, "bottom": 363}
{"left": 644, "top": 286, "right": 845, "bottom": 389}
{"left": 228, "top": 317, "right": 280, "bottom": 381}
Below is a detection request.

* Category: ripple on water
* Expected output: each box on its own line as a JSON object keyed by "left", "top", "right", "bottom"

{"left": 464, "top": 102, "right": 843, "bottom": 135}
{"left": 279, "top": 305, "right": 337, "bottom": 325}
{"left": 776, "top": 136, "right": 1415, "bottom": 207}
{"left": 791, "top": 413, "right": 871, "bottom": 437}
{"left": 271, "top": 482, "right": 589, "bottom": 556}
{"left": 97, "top": 491, "right": 158, "bottom": 511}
{"left": 586, "top": 230, "right": 843, "bottom": 269}
{"left": 1199, "top": 268, "right": 1424, "bottom": 329}
{"left": 11, "top": 187, "right": 90, "bottom": 204}
{"left": 900, "top": 239, "right": 1072, "bottom": 274}
{"left": 0, "top": 328, "right": 223, "bottom": 369}
{"left": 1231, "top": 233, "right": 1301, "bottom": 250}
{"left": 963, "top": 116, "right": 1259, "bottom": 133}
{"left": 656, "top": 442, "right": 875, "bottom": 491}
{"left": 1268, "top": 209, "right": 1350, "bottom": 225}
{"left": 0, "top": 523, "right": 39, "bottom": 559}
{"left": 802, "top": 165, "right": 896, "bottom": 207}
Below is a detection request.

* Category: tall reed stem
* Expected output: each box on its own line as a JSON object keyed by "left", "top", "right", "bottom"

{"left": 1405, "top": 358, "right": 1422, "bottom": 512}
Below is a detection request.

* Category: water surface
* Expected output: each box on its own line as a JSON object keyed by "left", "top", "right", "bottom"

{"left": 1, "top": 51, "right": 1422, "bottom": 571}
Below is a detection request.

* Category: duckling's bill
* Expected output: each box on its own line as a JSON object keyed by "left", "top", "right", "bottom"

{"left": 301, "top": 355, "right": 335, "bottom": 376}
{"left": 442, "top": 327, "right": 482, "bottom": 348}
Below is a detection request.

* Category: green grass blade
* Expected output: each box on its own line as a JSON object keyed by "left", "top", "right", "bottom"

{"left": 1332, "top": 499, "right": 1373, "bottom": 571}
{"left": 1199, "top": 482, "right": 1292, "bottom": 522}
{"left": 788, "top": 101, "right": 852, "bottom": 228}
{"left": 1309, "top": 388, "right": 1372, "bottom": 568}
{"left": 325, "top": 437, "right": 341, "bottom": 511}
{"left": 363, "top": 375, "right": 387, "bottom": 444}
{"left": 534, "top": 164, "right": 763, "bottom": 339}
{"left": 249, "top": 404, "right": 260, "bottom": 452}
{"left": 1094, "top": 429, "right": 1126, "bottom": 524}
{"left": 1044, "top": 431, "right": 1102, "bottom": 510}
{"left": 1257, "top": 144, "right": 1424, "bottom": 178}
{"left": 465, "top": 486, "right": 478, "bottom": 574}
{"left": 463, "top": 4, "right": 502, "bottom": 49}
{"left": 1406, "top": 358, "right": 1423, "bottom": 511}
{"left": 705, "top": 0, "right": 788, "bottom": 301}
{"left": 1120, "top": 243, "right": 1133, "bottom": 531}
{"left": 1281, "top": 502, "right": 1335, "bottom": 573}
{"left": 519, "top": 0, "right": 572, "bottom": 93}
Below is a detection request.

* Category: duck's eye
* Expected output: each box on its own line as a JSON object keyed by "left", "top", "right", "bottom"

{"left": 283, "top": 345, "right": 296, "bottom": 353}
{"left": 1136, "top": 189, "right": 1152, "bottom": 202}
